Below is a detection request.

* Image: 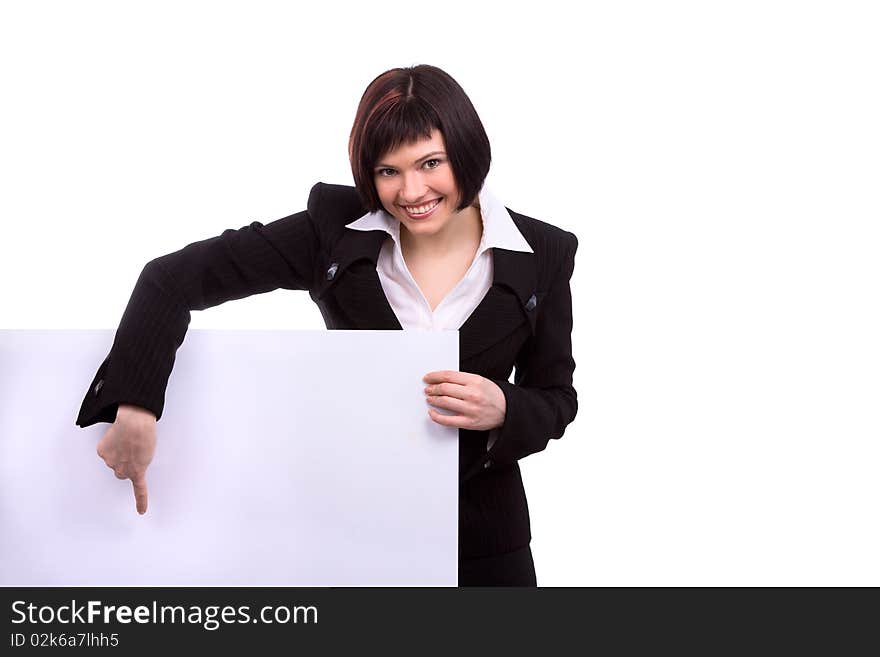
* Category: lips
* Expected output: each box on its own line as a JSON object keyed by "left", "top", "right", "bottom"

{"left": 401, "top": 198, "right": 442, "bottom": 218}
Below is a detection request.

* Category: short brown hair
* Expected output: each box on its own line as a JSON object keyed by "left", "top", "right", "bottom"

{"left": 348, "top": 64, "right": 491, "bottom": 214}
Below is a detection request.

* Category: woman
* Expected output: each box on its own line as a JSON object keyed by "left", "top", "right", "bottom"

{"left": 77, "top": 64, "right": 579, "bottom": 586}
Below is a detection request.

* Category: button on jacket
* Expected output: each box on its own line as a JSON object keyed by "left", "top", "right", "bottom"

{"left": 77, "top": 181, "right": 580, "bottom": 562}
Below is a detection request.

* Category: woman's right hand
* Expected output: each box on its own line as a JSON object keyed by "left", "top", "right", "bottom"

{"left": 96, "top": 404, "right": 157, "bottom": 515}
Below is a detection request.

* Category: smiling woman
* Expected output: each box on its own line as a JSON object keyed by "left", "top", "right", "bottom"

{"left": 372, "top": 130, "right": 479, "bottom": 248}
{"left": 77, "top": 63, "right": 579, "bottom": 587}
{"left": 363, "top": 128, "right": 486, "bottom": 312}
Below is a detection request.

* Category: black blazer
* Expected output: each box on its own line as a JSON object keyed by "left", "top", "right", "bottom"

{"left": 77, "top": 181, "right": 579, "bottom": 561}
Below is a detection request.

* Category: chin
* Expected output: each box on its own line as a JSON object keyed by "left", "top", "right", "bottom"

{"left": 404, "top": 213, "right": 446, "bottom": 230}
{"left": 402, "top": 222, "right": 438, "bottom": 236}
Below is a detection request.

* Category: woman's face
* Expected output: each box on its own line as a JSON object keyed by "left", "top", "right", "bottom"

{"left": 373, "top": 128, "right": 467, "bottom": 238}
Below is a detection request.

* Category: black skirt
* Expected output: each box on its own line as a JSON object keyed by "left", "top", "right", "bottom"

{"left": 458, "top": 545, "right": 537, "bottom": 586}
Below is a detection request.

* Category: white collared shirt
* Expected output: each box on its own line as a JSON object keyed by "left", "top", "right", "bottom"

{"left": 344, "top": 184, "right": 533, "bottom": 331}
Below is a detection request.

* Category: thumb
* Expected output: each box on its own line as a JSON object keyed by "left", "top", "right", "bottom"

{"left": 131, "top": 473, "right": 149, "bottom": 515}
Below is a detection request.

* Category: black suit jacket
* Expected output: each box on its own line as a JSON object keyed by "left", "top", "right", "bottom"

{"left": 77, "top": 181, "right": 579, "bottom": 560}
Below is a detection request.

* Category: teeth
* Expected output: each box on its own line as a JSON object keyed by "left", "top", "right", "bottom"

{"left": 404, "top": 199, "right": 440, "bottom": 215}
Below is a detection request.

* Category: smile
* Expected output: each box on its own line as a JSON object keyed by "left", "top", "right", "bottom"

{"left": 401, "top": 198, "right": 441, "bottom": 218}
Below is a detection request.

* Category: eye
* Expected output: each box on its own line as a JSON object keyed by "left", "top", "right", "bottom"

{"left": 424, "top": 158, "right": 442, "bottom": 169}
{"left": 377, "top": 168, "right": 396, "bottom": 177}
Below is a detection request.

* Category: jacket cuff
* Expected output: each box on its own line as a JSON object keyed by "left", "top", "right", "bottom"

{"left": 75, "top": 353, "right": 165, "bottom": 427}
{"left": 486, "top": 377, "right": 577, "bottom": 467}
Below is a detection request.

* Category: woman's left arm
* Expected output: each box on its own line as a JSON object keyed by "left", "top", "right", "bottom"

{"left": 486, "top": 233, "right": 579, "bottom": 465}
{"left": 424, "top": 232, "right": 579, "bottom": 466}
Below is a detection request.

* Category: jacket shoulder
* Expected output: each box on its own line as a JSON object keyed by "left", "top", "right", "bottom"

{"left": 306, "top": 181, "right": 366, "bottom": 232}
{"left": 506, "top": 207, "right": 579, "bottom": 277}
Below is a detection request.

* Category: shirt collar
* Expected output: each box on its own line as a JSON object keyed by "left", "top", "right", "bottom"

{"left": 344, "top": 184, "right": 534, "bottom": 255}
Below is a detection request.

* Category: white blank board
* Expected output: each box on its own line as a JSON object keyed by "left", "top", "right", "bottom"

{"left": 0, "top": 329, "right": 459, "bottom": 586}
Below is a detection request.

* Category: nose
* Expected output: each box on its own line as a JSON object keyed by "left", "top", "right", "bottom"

{"left": 399, "top": 172, "right": 431, "bottom": 205}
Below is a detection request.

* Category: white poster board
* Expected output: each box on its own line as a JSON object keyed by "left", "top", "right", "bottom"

{"left": 0, "top": 329, "right": 459, "bottom": 586}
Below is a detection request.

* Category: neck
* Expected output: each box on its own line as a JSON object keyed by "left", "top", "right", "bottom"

{"left": 400, "top": 203, "right": 483, "bottom": 259}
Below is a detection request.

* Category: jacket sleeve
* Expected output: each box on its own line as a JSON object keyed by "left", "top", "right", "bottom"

{"left": 487, "top": 232, "right": 579, "bottom": 466}
{"left": 76, "top": 208, "right": 321, "bottom": 428}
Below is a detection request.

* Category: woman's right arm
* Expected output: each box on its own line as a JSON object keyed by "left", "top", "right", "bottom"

{"left": 77, "top": 208, "right": 322, "bottom": 428}
{"left": 79, "top": 206, "right": 322, "bottom": 514}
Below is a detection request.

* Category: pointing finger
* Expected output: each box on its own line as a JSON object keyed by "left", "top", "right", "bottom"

{"left": 131, "top": 474, "right": 149, "bottom": 515}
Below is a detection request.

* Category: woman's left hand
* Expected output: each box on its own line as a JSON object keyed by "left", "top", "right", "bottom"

{"left": 423, "top": 371, "right": 506, "bottom": 431}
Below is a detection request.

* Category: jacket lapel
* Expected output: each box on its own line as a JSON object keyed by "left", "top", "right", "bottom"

{"left": 322, "top": 224, "right": 537, "bottom": 361}
{"left": 459, "top": 246, "right": 537, "bottom": 362}
{"left": 318, "top": 227, "right": 403, "bottom": 330}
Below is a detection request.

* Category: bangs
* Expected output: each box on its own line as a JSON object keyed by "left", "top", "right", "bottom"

{"left": 365, "top": 98, "right": 440, "bottom": 165}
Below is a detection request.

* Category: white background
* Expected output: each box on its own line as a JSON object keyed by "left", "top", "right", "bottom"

{"left": 1, "top": 0, "right": 878, "bottom": 585}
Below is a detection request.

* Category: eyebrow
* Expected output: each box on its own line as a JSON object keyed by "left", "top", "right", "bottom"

{"left": 374, "top": 151, "right": 446, "bottom": 169}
